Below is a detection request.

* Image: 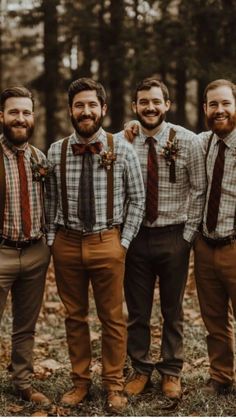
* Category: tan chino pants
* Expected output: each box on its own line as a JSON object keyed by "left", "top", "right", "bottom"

{"left": 52, "top": 227, "right": 127, "bottom": 391}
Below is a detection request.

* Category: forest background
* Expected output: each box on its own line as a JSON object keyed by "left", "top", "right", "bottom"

{"left": 1, "top": 0, "right": 236, "bottom": 151}
{"left": 1, "top": 0, "right": 236, "bottom": 417}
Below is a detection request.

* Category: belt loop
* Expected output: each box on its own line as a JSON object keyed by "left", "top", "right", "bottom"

{"left": 100, "top": 231, "right": 103, "bottom": 241}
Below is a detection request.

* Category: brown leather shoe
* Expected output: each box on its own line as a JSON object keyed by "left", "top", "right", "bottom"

{"left": 161, "top": 375, "right": 182, "bottom": 399}
{"left": 60, "top": 386, "right": 89, "bottom": 406}
{"left": 202, "top": 378, "right": 233, "bottom": 395}
{"left": 125, "top": 371, "right": 150, "bottom": 395}
{"left": 18, "top": 387, "right": 51, "bottom": 405}
{"left": 107, "top": 390, "right": 127, "bottom": 413}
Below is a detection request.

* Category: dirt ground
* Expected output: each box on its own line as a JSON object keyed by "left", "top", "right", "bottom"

{"left": 0, "top": 254, "right": 236, "bottom": 416}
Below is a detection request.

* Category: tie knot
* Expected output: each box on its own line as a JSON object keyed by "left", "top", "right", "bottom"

{"left": 16, "top": 149, "right": 25, "bottom": 159}
{"left": 71, "top": 142, "right": 103, "bottom": 156}
{"left": 145, "top": 137, "right": 156, "bottom": 146}
{"left": 218, "top": 140, "right": 227, "bottom": 151}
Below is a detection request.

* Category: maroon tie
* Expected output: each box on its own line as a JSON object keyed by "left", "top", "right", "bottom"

{"left": 146, "top": 137, "right": 158, "bottom": 223}
{"left": 71, "top": 142, "right": 103, "bottom": 155}
{"left": 206, "top": 140, "right": 226, "bottom": 233}
{"left": 17, "top": 150, "right": 31, "bottom": 238}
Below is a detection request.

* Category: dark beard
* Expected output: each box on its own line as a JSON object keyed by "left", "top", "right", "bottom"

{"left": 71, "top": 114, "right": 103, "bottom": 138}
{"left": 3, "top": 123, "right": 34, "bottom": 145}
{"left": 205, "top": 113, "right": 236, "bottom": 137}
{"left": 136, "top": 111, "right": 166, "bottom": 130}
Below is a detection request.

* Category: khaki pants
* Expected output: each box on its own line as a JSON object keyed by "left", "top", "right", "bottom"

{"left": 52, "top": 227, "right": 127, "bottom": 391}
{"left": 194, "top": 235, "right": 236, "bottom": 384}
{"left": 0, "top": 238, "right": 50, "bottom": 389}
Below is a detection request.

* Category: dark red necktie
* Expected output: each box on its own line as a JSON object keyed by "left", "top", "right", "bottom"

{"left": 17, "top": 150, "right": 31, "bottom": 238}
{"left": 71, "top": 142, "right": 102, "bottom": 231}
{"left": 146, "top": 137, "right": 158, "bottom": 223}
{"left": 206, "top": 140, "right": 226, "bottom": 233}
{"left": 71, "top": 142, "right": 103, "bottom": 155}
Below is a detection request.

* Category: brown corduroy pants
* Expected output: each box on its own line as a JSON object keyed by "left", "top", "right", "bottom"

{"left": 52, "top": 227, "right": 127, "bottom": 391}
{"left": 194, "top": 235, "right": 236, "bottom": 384}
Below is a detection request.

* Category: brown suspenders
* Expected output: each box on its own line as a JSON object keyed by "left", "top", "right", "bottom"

{"left": 60, "top": 133, "right": 114, "bottom": 228}
{"left": 60, "top": 137, "right": 70, "bottom": 227}
{"left": 106, "top": 133, "right": 114, "bottom": 227}
{"left": 0, "top": 144, "right": 6, "bottom": 234}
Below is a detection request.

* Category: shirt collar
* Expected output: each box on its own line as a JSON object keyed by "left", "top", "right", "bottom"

{"left": 139, "top": 121, "right": 168, "bottom": 144}
{"left": 73, "top": 127, "right": 105, "bottom": 144}
{"left": 1, "top": 135, "right": 30, "bottom": 160}
{"left": 212, "top": 128, "right": 236, "bottom": 149}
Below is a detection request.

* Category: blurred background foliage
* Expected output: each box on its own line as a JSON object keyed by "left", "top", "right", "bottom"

{"left": 0, "top": 0, "right": 236, "bottom": 150}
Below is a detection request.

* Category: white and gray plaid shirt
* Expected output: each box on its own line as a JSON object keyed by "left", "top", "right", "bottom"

{"left": 46, "top": 128, "right": 145, "bottom": 248}
{"left": 117, "top": 122, "right": 206, "bottom": 243}
{"left": 199, "top": 128, "right": 236, "bottom": 239}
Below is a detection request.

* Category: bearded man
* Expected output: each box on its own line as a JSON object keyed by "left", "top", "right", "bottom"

{"left": 0, "top": 87, "right": 51, "bottom": 404}
{"left": 46, "top": 78, "right": 145, "bottom": 413}
{"left": 194, "top": 79, "right": 236, "bottom": 395}
{"left": 116, "top": 78, "right": 206, "bottom": 399}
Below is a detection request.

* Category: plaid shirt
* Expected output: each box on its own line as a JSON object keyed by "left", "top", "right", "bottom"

{"left": 199, "top": 128, "right": 236, "bottom": 239}
{"left": 46, "top": 128, "right": 145, "bottom": 248}
{"left": 117, "top": 122, "right": 206, "bottom": 243}
{"left": 0, "top": 135, "right": 46, "bottom": 241}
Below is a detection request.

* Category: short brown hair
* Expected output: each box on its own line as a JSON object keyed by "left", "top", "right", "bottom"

{"left": 133, "top": 78, "right": 170, "bottom": 103}
{"left": 0, "top": 86, "right": 34, "bottom": 111}
{"left": 204, "top": 79, "right": 236, "bottom": 103}
{"left": 68, "top": 77, "right": 106, "bottom": 107}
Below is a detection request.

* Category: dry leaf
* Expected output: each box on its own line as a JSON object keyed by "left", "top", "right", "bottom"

{"left": 8, "top": 404, "right": 24, "bottom": 413}
{"left": 39, "top": 359, "right": 63, "bottom": 371}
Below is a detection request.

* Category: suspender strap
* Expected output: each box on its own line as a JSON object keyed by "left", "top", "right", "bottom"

{"left": 106, "top": 133, "right": 114, "bottom": 227}
{"left": 60, "top": 137, "right": 69, "bottom": 226}
{"left": 29, "top": 145, "right": 38, "bottom": 161}
{"left": 0, "top": 144, "right": 6, "bottom": 234}
{"left": 168, "top": 128, "right": 177, "bottom": 183}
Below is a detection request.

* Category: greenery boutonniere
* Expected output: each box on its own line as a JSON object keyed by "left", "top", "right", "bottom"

{"left": 160, "top": 128, "right": 179, "bottom": 183}
{"left": 99, "top": 148, "right": 116, "bottom": 170}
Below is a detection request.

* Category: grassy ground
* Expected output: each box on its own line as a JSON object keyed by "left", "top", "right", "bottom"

{"left": 0, "top": 257, "right": 236, "bottom": 416}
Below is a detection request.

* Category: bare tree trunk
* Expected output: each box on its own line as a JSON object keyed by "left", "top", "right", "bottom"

{"left": 175, "top": 66, "right": 187, "bottom": 127}
{"left": 42, "top": 0, "right": 60, "bottom": 150}
{"left": 108, "top": 0, "right": 125, "bottom": 132}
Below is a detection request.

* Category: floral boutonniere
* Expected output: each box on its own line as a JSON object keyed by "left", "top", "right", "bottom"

{"left": 161, "top": 137, "right": 180, "bottom": 164}
{"left": 160, "top": 128, "right": 179, "bottom": 183}
{"left": 232, "top": 147, "right": 236, "bottom": 158}
{"left": 30, "top": 158, "right": 54, "bottom": 182}
{"left": 99, "top": 148, "right": 116, "bottom": 170}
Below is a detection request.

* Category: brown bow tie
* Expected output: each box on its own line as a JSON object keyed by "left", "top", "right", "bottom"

{"left": 71, "top": 142, "right": 103, "bottom": 155}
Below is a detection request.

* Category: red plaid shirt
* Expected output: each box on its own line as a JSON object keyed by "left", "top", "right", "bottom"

{"left": 0, "top": 136, "right": 47, "bottom": 241}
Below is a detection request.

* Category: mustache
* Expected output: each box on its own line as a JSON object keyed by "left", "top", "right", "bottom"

{"left": 142, "top": 110, "right": 159, "bottom": 116}
{"left": 213, "top": 112, "right": 228, "bottom": 118}
{"left": 11, "top": 122, "right": 28, "bottom": 128}
{"left": 77, "top": 115, "right": 95, "bottom": 122}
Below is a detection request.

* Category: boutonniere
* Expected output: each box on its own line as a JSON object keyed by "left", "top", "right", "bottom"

{"left": 30, "top": 158, "right": 54, "bottom": 182}
{"left": 160, "top": 137, "right": 180, "bottom": 164}
{"left": 160, "top": 128, "right": 179, "bottom": 183}
{"left": 232, "top": 147, "right": 236, "bottom": 158}
{"left": 99, "top": 148, "right": 116, "bottom": 170}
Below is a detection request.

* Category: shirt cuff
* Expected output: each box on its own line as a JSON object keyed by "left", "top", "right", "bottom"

{"left": 183, "top": 228, "right": 196, "bottom": 244}
{"left": 46, "top": 231, "right": 56, "bottom": 246}
{"left": 121, "top": 237, "right": 130, "bottom": 249}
